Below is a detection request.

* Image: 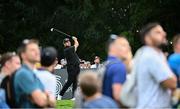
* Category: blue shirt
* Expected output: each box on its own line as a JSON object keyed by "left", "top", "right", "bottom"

{"left": 14, "top": 64, "right": 44, "bottom": 108}
{"left": 102, "top": 56, "right": 126, "bottom": 98}
{"left": 0, "top": 89, "right": 9, "bottom": 109}
{"left": 83, "top": 95, "right": 118, "bottom": 108}
{"left": 168, "top": 53, "right": 180, "bottom": 88}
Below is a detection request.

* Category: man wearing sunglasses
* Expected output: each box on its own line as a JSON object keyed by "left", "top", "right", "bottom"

{"left": 57, "top": 37, "right": 80, "bottom": 100}
{"left": 102, "top": 35, "right": 127, "bottom": 106}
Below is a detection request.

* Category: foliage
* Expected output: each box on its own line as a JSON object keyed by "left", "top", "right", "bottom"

{"left": 0, "top": 0, "right": 180, "bottom": 60}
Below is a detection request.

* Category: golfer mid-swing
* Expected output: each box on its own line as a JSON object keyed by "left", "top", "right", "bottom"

{"left": 57, "top": 37, "right": 80, "bottom": 100}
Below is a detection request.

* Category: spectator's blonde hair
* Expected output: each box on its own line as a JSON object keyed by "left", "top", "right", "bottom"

{"left": 78, "top": 71, "right": 101, "bottom": 97}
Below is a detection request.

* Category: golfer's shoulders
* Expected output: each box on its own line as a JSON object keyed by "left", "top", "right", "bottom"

{"left": 64, "top": 46, "right": 74, "bottom": 52}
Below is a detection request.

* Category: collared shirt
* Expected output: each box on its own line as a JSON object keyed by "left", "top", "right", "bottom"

{"left": 14, "top": 64, "right": 44, "bottom": 108}
{"left": 102, "top": 56, "right": 126, "bottom": 98}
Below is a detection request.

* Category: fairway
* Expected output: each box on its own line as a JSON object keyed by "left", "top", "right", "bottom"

{"left": 56, "top": 100, "right": 74, "bottom": 109}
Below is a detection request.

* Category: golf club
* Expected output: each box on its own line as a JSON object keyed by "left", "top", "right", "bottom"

{"left": 50, "top": 28, "right": 72, "bottom": 38}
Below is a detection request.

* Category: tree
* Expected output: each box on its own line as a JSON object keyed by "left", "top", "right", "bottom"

{"left": 0, "top": 0, "right": 180, "bottom": 60}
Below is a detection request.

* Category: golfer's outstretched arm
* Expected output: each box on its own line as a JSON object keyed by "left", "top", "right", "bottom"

{"left": 72, "top": 37, "right": 79, "bottom": 51}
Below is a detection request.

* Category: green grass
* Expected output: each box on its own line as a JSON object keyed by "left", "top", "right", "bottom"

{"left": 56, "top": 100, "right": 74, "bottom": 109}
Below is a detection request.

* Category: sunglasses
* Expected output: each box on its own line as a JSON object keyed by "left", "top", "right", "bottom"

{"left": 21, "top": 39, "right": 31, "bottom": 47}
{"left": 22, "top": 39, "right": 39, "bottom": 45}
{"left": 108, "top": 34, "right": 118, "bottom": 44}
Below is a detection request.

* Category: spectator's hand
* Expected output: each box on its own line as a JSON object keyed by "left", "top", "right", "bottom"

{"left": 48, "top": 96, "right": 56, "bottom": 107}
{"left": 45, "top": 90, "right": 56, "bottom": 107}
{"left": 172, "top": 88, "right": 180, "bottom": 105}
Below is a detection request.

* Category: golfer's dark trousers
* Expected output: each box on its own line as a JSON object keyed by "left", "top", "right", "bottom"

{"left": 60, "top": 64, "right": 80, "bottom": 97}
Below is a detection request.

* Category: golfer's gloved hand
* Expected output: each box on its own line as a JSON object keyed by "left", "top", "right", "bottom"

{"left": 72, "top": 36, "right": 77, "bottom": 40}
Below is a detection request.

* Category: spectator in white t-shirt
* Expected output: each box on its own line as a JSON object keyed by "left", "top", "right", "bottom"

{"left": 91, "top": 56, "right": 102, "bottom": 69}
{"left": 135, "top": 23, "right": 177, "bottom": 108}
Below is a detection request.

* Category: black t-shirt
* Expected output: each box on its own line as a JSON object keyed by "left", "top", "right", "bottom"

{"left": 64, "top": 46, "right": 80, "bottom": 66}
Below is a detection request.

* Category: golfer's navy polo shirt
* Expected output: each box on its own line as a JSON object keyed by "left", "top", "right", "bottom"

{"left": 102, "top": 56, "right": 126, "bottom": 98}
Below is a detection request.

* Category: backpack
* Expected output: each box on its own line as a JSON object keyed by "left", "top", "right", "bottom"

{"left": 0, "top": 72, "right": 44, "bottom": 108}
{"left": 0, "top": 73, "right": 18, "bottom": 108}
{"left": 120, "top": 48, "right": 143, "bottom": 108}
{"left": 96, "top": 60, "right": 119, "bottom": 90}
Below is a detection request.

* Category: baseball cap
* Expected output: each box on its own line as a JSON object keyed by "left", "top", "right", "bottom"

{"left": 41, "top": 47, "right": 57, "bottom": 67}
{"left": 63, "top": 38, "right": 70, "bottom": 44}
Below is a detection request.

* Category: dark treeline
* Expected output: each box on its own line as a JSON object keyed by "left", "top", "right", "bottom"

{"left": 0, "top": 0, "right": 180, "bottom": 60}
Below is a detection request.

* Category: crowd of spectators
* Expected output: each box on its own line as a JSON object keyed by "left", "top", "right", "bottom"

{"left": 0, "top": 22, "right": 179, "bottom": 108}
{"left": 55, "top": 56, "right": 102, "bottom": 70}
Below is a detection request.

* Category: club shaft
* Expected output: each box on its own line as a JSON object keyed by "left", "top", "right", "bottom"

{"left": 53, "top": 28, "right": 71, "bottom": 37}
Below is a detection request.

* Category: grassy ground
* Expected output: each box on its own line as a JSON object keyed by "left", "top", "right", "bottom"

{"left": 56, "top": 100, "right": 74, "bottom": 109}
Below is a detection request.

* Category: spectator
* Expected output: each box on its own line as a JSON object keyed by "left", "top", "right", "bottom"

{"left": 82, "top": 61, "right": 91, "bottom": 69}
{"left": 102, "top": 35, "right": 127, "bottom": 105}
{"left": 168, "top": 34, "right": 180, "bottom": 87}
{"left": 80, "top": 60, "right": 86, "bottom": 69}
{"left": 54, "top": 63, "right": 62, "bottom": 69}
{"left": 80, "top": 62, "right": 84, "bottom": 69}
{"left": 35, "top": 47, "right": 57, "bottom": 100}
{"left": 117, "top": 36, "right": 133, "bottom": 73}
{"left": 14, "top": 39, "right": 55, "bottom": 108}
{"left": 91, "top": 56, "right": 102, "bottom": 69}
{"left": 79, "top": 71, "right": 118, "bottom": 108}
{"left": 85, "top": 61, "right": 91, "bottom": 69}
{"left": 55, "top": 59, "right": 67, "bottom": 69}
{"left": 0, "top": 89, "right": 9, "bottom": 108}
{"left": 61, "top": 59, "right": 67, "bottom": 68}
{"left": 168, "top": 34, "right": 180, "bottom": 108}
{"left": 0, "top": 52, "right": 21, "bottom": 108}
{"left": 135, "top": 23, "right": 177, "bottom": 108}
{"left": 0, "top": 52, "right": 21, "bottom": 85}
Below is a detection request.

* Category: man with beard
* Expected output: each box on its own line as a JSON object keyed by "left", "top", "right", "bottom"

{"left": 168, "top": 34, "right": 180, "bottom": 108}
{"left": 135, "top": 23, "right": 177, "bottom": 108}
{"left": 57, "top": 37, "right": 80, "bottom": 100}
